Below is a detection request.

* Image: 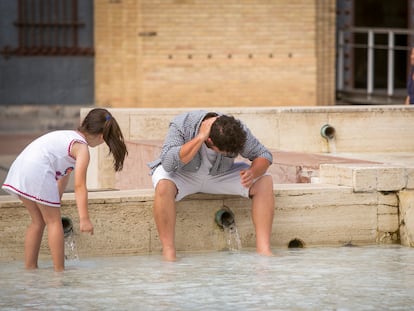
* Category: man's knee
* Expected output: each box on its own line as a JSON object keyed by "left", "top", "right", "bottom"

{"left": 263, "top": 175, "right": 274, "bottom": 188}
{"left": 249, "top": 174, "right": 273, "bottom": 197}
{"left": 155, "top": 179, "right": 178, "bottom": 198}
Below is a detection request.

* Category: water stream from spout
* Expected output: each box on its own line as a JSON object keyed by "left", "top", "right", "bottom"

{"left": 64, "top": 231, "right": 79, "bottom": 261}
{"left": 327, "top": 138, "right": 337, "bottom": 154}
{"left": 223, "top": 224, "right": 242, "bottom": 252}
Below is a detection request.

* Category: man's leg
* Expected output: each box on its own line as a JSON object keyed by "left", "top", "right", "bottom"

{"left": 153, "top": 179, "right": 178, "bottom": 261}
{"left": 249, "top": 175, "right": 274, "bottom": 256}
{"left": 202, "top": 163, "right": 274, "bottom": 255}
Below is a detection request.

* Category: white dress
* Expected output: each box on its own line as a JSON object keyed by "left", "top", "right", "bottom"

{"left": 2, "top": 130, "right": 87, "bottom": 207}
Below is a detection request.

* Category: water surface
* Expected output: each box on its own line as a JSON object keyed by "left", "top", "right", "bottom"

{"left": 1, "top": 245, "right": 414, "bottom": 311}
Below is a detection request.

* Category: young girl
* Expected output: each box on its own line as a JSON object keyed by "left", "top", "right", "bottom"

{"left": 2, "top": 108, "right": 128, "bottom": 271}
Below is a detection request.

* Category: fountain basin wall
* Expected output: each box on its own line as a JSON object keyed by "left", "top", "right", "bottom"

{"left": 0, "top": 186, "right": 399, "bottom": 259}
{"left": 2, "top": 160, "right": 414, "bottom": 260}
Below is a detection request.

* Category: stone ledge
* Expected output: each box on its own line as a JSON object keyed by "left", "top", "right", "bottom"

{"left": 320, "top": 163, "right": 413, "bottom": 192}
{"left": 0, "top": 183, "right": 401, "bottom": 260}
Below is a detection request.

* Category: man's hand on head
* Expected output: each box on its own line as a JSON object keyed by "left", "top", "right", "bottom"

{"left": 199, "top": 116, "right": 218, "bottom": 141}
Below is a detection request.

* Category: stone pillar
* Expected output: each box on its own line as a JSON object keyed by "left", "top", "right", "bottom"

{"left": 399, "top": 190, "right": 414, "bottom": 247}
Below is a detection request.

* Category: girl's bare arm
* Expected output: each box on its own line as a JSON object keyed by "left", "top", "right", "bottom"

{"left": 71, "top": 142, "right": 94, "bottom": 235}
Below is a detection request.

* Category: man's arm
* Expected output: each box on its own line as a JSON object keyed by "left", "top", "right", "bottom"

{"left": 240, "top": 157, "right": 271, "bottom": 188}
{"left": 238, "top": 125, "right": 273, "bottom": 188}
{"left": 249, "top": 157, "right": 271, "bottom": 178}
{"left": 179, "top": 116, "right": 217, "bottom": 164}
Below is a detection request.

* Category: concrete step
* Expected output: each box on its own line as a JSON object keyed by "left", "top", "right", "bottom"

{"left": 320, "top": 163, "right": 414, "bottom": 192}
{"left": 0, "top": 105, "right": 85, "bottom": 133}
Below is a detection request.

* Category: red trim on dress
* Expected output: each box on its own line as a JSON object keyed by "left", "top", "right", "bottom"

{"left": 2, "top": 184, "right": 60, "bottom": 207}
{"left": 68, "top": 139, "right": 87, "bottom": 160}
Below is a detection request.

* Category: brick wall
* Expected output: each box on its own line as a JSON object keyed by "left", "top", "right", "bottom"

{"left": 316, "top": 0, "right": 336, "bottom": 106}
{"left": 95, "top": 0, "right": 336, "bottom": 108}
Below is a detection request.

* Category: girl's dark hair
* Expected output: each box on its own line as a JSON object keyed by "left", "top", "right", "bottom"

{"left": 209, "top": 114, "right": 246, "bottom": 154}
{"left": 78, "top": 108, "right": 128, "bottom": 171}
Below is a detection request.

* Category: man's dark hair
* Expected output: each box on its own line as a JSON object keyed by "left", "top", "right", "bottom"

{"left": 209, "top": 115, "right": 246, "bottom": 154}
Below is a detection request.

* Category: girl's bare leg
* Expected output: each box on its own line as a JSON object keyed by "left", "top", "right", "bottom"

{"left": 21, "top": 197, "right": 46, "bottom": 270}
{"left": 38, "top": 203, "right": 65, "bottom": 272}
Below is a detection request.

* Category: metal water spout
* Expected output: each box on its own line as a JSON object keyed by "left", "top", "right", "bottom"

{"left": 215, "top": 208, "right": 235, "bottom": 229}
{"left": 215, "top": 207, "right": 242, "bottom": 251}
{"left": 61, "top": 216, "right": 73, "bottom": 238}
{"left": 320, "top": 124, "right": 336, "bottom": 140}
{"left": 321, "top": 124, "right": 337, "bottom": 153}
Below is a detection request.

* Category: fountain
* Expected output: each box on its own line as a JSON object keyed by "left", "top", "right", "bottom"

{"left": 61, "top": 216, "right": 79, "bottom": 261}
{"left": 320, "top": 124, "right": 337, "bottom": 153}
{"left": 215, "top": 207, "right": 242, "bottom": 252}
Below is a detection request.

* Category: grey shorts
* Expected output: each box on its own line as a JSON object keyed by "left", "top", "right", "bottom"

{"left": 152, "top": 162, "right": 253, "bottom": 201}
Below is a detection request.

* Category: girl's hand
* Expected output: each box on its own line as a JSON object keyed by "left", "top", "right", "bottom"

{"left": 80, "top": 218, "right": 94, "bottom": 235}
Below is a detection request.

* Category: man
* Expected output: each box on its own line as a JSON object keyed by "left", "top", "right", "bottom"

{"left": 148, "top": 110, "right": 274, "bottom": 261}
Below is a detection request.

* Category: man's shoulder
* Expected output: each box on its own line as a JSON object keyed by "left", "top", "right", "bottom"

{"left": 173, "top": 110, "right": 209, "bottom": 123}
{"left": 178, "top": 109, "right": 208, "bottom": 117}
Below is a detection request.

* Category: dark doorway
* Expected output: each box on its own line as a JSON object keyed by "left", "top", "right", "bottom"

{"left": 353, "top": 0, "right": 408, "bottom": 89}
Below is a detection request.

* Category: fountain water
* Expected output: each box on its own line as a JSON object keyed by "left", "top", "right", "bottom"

{"left": 215, "top": 207, "right": 242, "bottom": 252}
{"left": 223, "top": 225, "right": 242, "bottom": 252}
{"left": 61, "top": 216, "right": 79, "bottom": 261}
{"left": 327, "top": 138, "right": 337, "bottom": 154}
{"left": 2, "top": 246, "right": 414, "bottom": 310}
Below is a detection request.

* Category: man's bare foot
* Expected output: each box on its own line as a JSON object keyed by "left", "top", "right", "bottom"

{"left": 256, "top": 248, "right": 273, "bottom": 257}
{"left": 162, "top": 247, "right": 177, "bottom": 261}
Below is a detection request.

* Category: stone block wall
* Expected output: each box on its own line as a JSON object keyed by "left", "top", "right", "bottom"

{"left": 399, "top": 190, "right": 414, "bottom": 247}
{"left": 0, "top": 184, "right": 401, "bottom": 260}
